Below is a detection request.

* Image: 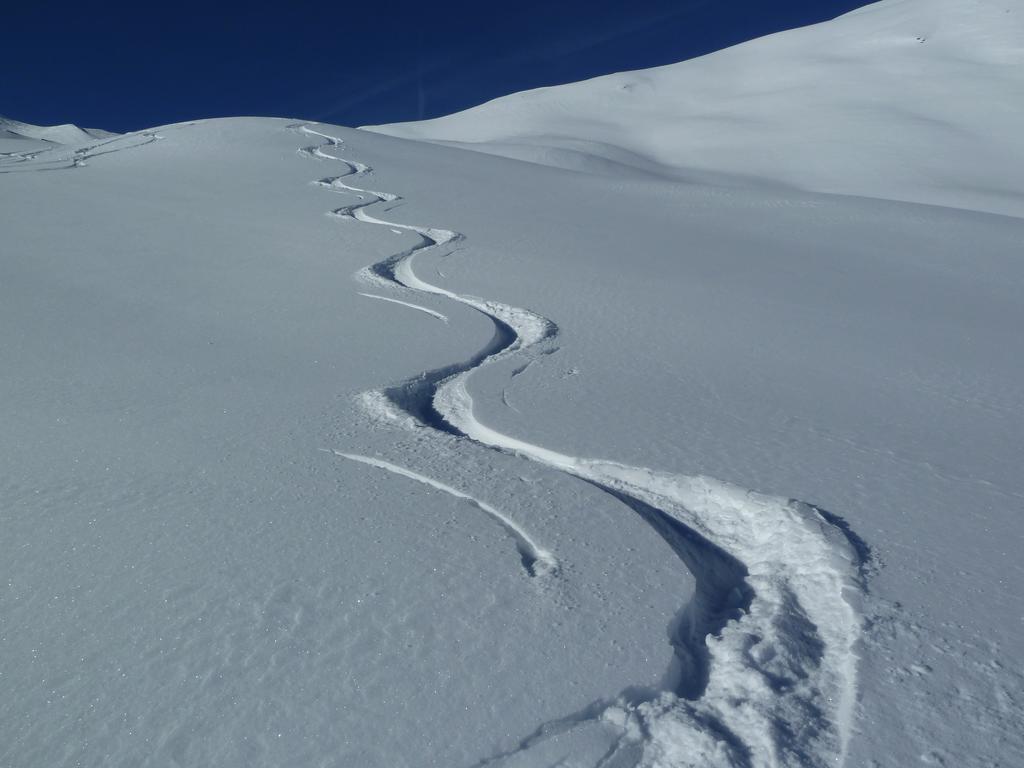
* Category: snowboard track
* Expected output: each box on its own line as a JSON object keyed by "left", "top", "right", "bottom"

{"left": 297, "top": 124, "right": 868, "bottom": 768}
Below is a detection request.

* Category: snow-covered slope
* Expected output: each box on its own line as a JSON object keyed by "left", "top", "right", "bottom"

{"left": 0, "top": 115, "right": 116, "bottom": 154}
{"left": 370, "top": 0, "right": 1024, "bottom": 218}
{"left": 2, "top": 2, "right": 1022, "bottom": 767}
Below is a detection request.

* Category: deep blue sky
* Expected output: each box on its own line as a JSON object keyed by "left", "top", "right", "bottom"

{"left": 4, "top": 0, "right": 871, "bottom": 133}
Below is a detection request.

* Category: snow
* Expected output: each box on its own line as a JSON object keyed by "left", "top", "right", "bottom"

{"left": 0, "top": 119, "right": 689, "bottom": 768}
{"left": 368, "top": 0, "right": 1024, "bottom": 219}
{"left": 0, "top": 114, "right": 116, "bottom": 154}
{"left": 2, "top": 0, "right": 1023, "bottom": 766}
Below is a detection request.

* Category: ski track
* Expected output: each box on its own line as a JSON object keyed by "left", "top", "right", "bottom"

{"left": 357, "top": 292, "right": 448, "bottom": 322}
{"left": 298, "top": 123, "right": 867, "bottom": 768}
{"left": 0, "top": 131, "right": 162, "bottom": 174}
{"left": 330, "top": 451, "right": 557, "bottom": 578}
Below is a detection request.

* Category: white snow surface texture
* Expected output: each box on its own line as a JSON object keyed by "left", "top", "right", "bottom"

{"left": 0, "top": 114, "right": 116, "bottom": 153}
{"left": 1, "top": 1, "right": 1022, "bottom": 767}
{"left": 370, "top": 0, "right": 1024, "bottom": 219}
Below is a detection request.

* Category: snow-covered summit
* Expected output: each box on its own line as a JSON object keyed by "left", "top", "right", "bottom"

{"left": 369, "top": 0, "right": 1024, "bottom": 217}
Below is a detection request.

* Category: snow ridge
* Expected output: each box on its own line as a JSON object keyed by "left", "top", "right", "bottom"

{"left": 298, "top": 124, "right": 866, "bottom": 767}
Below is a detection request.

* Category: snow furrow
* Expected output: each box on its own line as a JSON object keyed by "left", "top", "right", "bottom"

{"left": 298, "top": 124, "right": 866, "bottom": 767}
{"left": 0, "top": 132, "right": 161, "bottom": 174}
{"left": 331, "top": 452, "right": 558, "bottom": 578}
{"left": 356, "top": 292, "right": 448, "bottom": 322}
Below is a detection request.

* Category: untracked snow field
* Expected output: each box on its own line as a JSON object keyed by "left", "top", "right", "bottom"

{"left": 2, "top": 1, "right": 1023, "bottom": 767}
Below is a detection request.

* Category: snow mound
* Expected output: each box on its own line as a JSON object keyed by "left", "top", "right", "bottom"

{"left": 368, "top": 0, "right": 1024, "bottom": 218}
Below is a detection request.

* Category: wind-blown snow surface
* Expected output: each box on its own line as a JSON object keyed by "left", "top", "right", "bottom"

{"left": 2, "top": 7, "right": 1023, "bottom": 768}
{"left": 370, "top": 0, "right": 1024, "bottom": 219}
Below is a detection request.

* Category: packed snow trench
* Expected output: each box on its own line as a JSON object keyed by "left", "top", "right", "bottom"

{"left": 297, "top": 123, "right": 865, "bottom": 767}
